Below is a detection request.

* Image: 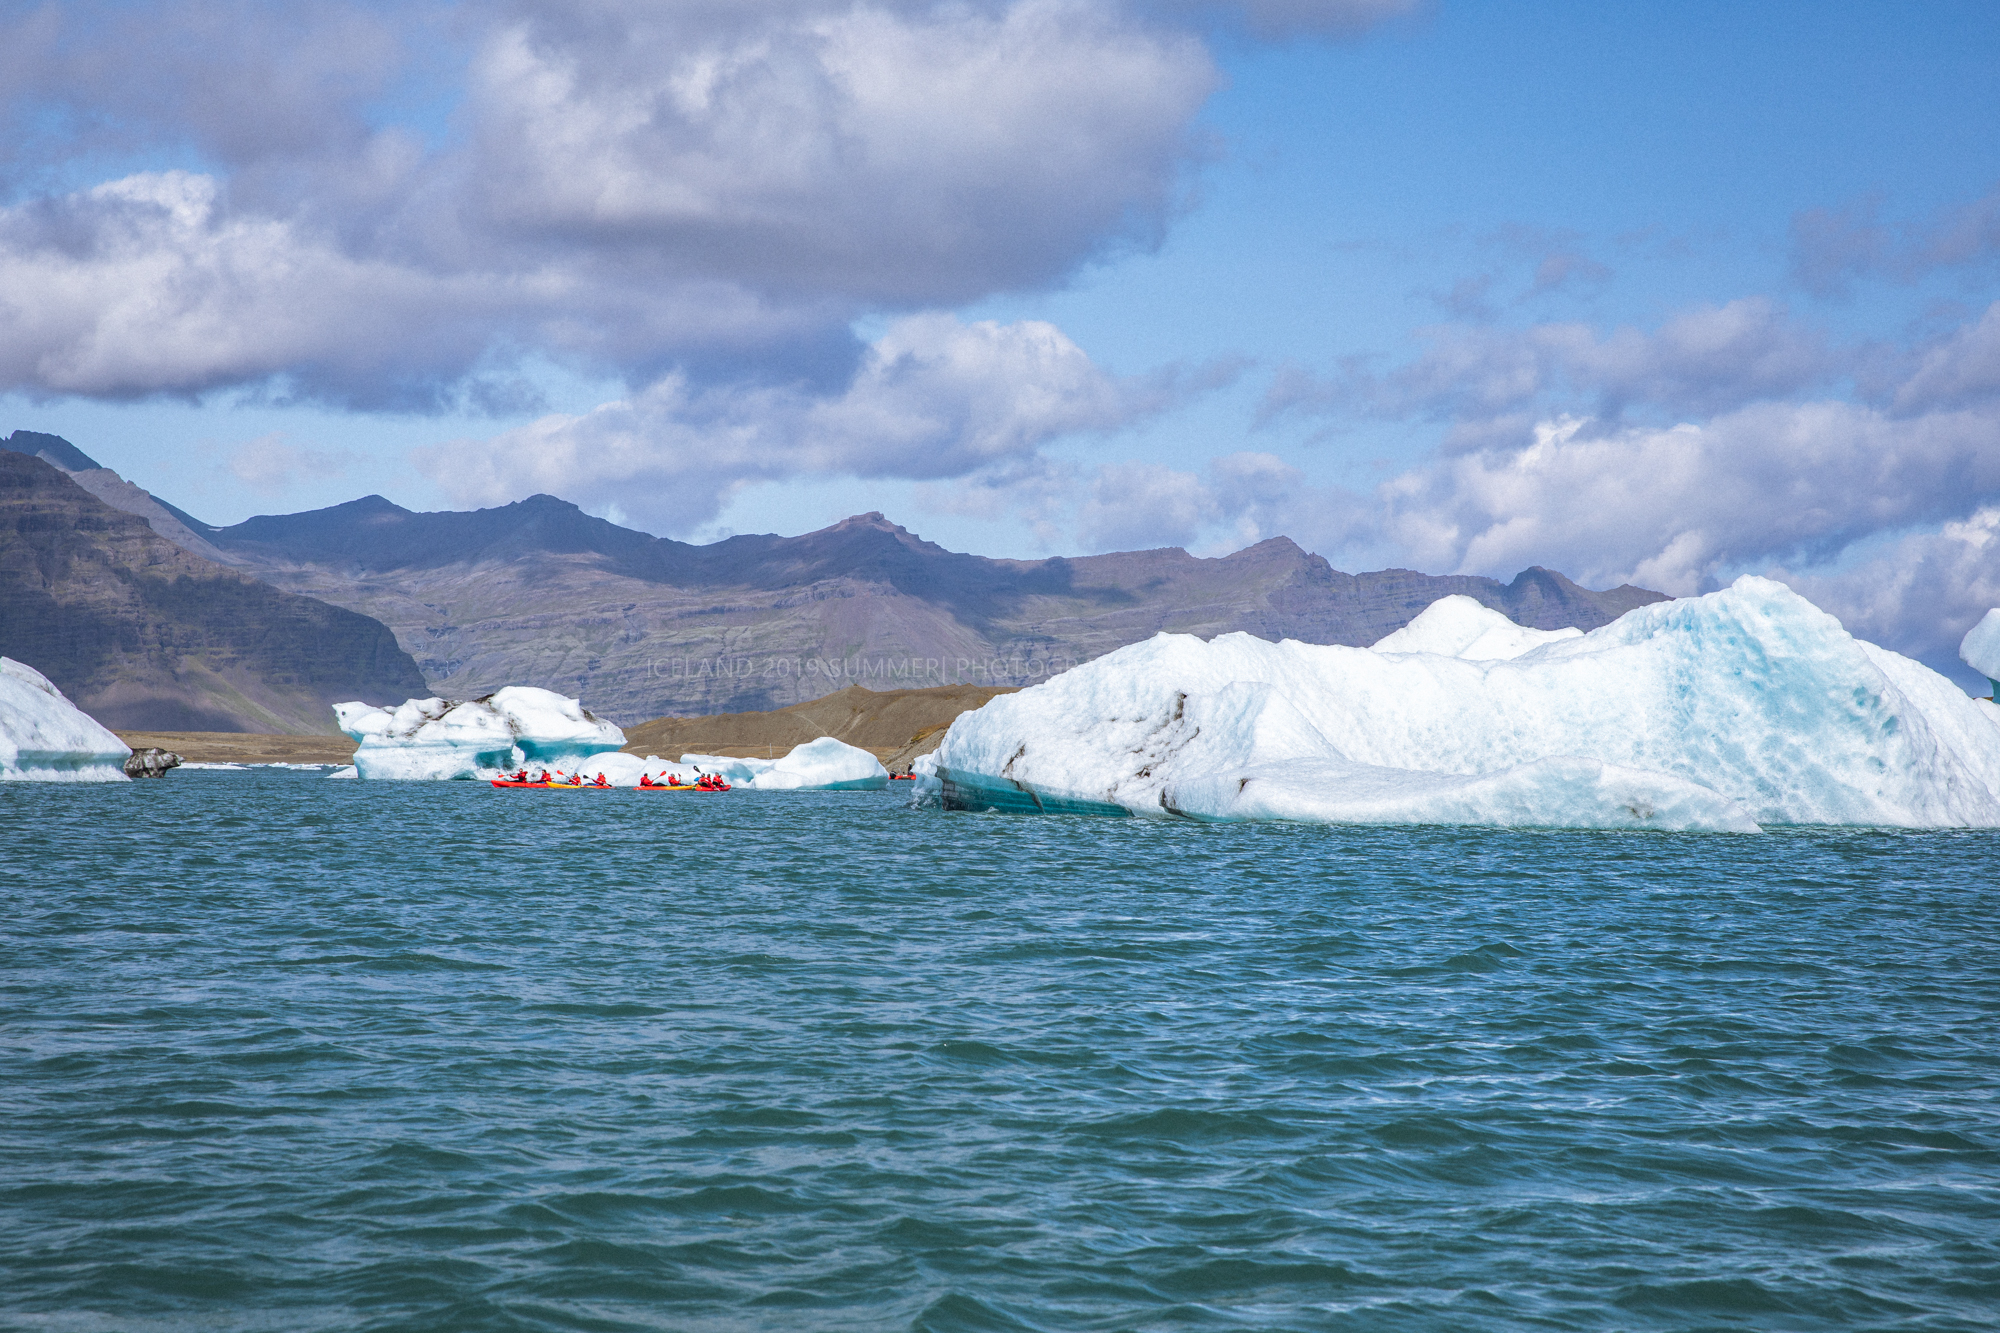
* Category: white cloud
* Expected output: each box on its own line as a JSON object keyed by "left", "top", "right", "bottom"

{"left": 1263, "top": 297, "right": 1841, "bottom": 429}
{"left": 933, "top": 449, "right": 1308, "bottom": 554}
{"left": 1358, "top": 402, "right": 2000, "bottom": 595}
{"left": 467, "top": 0, "right": 1215, "bottom": 305}
{"left": 1891, "top": 301, "right": 2000, "bottom": 414}
{"left": 1779, "top": 509, "right": 2000, "bottom": 688}
{"left": 0, "top": 171, "right": 507, "bottom": 402}
{"left": 418, "top": 314, "right": 1171, "bottom": 532}
{"left": 0, "top": 0, "right": 1224, "bottom": 405}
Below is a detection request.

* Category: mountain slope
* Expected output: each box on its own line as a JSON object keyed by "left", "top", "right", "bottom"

{"left": 1, "top": 430, "right": 230, "bottom": 561}
{"left": 188, "top": 496, "right": 1664, "bottom": 723}
{"left": 0, "top": 453, "right": 429, "bottom": 732}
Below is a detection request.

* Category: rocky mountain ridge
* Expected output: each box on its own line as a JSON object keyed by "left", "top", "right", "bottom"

{"left": 0, "top": 450, "right": 427, "bottom": 732}
{"left": 184, "top": 495, "right": 1665, "bottom": 724}
{"left": 7, "top": 431, "right": 1668, "bottom": 726}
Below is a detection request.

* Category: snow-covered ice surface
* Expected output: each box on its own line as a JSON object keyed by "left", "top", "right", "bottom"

{"left": 0, "top": 657, "right": 129, "bottom": 782}
{"left": 1962, "top": 609, "right": 2000, "bottom": 691}
{"left": 917, "top": 579, "right": 2000, "bottom": 831}
{"left": 335, "top": 688, "right": 624, "bottom": 780}
{"left": 683, "top": 738, "right": 888, "bottom": 790}
{"left": 1371, "top": 595, "right": 1584, "bottom": 659}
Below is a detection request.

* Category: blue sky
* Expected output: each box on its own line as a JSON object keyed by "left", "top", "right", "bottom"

{"left": 4, "top": 0, "right": 1999, "bottom": 678}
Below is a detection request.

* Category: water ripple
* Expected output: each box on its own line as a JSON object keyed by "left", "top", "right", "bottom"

{"left": 2, "top": 772, "right": 1996, "bottom": 1330}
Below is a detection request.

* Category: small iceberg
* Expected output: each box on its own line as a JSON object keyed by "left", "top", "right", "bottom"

{"left": 1963, "top": 609, "right": 2000, "bottom": 697}
{"left": 0, "top": 657, "right": 131, "bottom": 782}
{"left": 334, "top": 687, "right": 625, "bottom": 780}
{"left": 683, "top": 737, "right": 888, "bottom": 790}
{"left": 915, "top": 579, "right": 2000, "bottom": 831}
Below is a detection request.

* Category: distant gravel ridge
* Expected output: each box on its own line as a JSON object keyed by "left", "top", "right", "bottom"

{"left": 622, "top": 682, "right": 1019, "bottom": 769}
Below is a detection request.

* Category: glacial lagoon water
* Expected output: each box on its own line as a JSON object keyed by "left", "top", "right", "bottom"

{"left": 3, "top": 770, "right": 1997, "bottom": 1331}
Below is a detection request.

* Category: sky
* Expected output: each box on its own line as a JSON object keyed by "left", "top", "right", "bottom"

{"left": 3, "top": 0, "right": 1999, "bottom": 683}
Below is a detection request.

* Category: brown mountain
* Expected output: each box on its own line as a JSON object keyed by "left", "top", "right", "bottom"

{"left": 5, "top": 431, "right": 1666, "bottom": 726}
{"left": 0, "top": 453, "right": 427, "bottom": 732}
{"left": 181, "top": 496, "right": 1664, "bottom": 724}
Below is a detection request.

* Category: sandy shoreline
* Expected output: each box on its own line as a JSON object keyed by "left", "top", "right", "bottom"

{"left": 114, "top": 731, "right": 359, "bottom": 766}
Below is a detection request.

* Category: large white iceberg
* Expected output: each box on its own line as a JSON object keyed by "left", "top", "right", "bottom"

{"left": 916, "top": 578, "right": 2000, "bottom": 831}
{"left": 1962, "top": 609, "right": 2000, "bottom": 694}
{"left": 335, "top": 687, "right": 625, "bottom": 780}
{"left": 0, "top": 657, "right": 130, "bottom": 782}
{"left": 682, "top": 737, "right": 888, "bottom": 790}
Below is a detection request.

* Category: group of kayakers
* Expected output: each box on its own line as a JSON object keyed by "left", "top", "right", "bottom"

{"left": 510, "top": 768, "right": 611, "bottom": 786}
{"left": 639, "top": 770, "right": 730, "bottom": 790}
{"left": 499, "top": 767, "right": 730, "bottom": 790}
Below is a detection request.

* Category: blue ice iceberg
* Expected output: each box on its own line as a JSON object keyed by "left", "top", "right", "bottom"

{"left": 916, "top": 579, "right": 2000, "bottom": 831}
{"left": 335, "top": 687, "right": 624, "bottom": 780}
{"left": 0, "top": 657, "right": 130, "bottom": 782}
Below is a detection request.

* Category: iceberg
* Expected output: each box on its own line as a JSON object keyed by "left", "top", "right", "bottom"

{"left": 917, "top": 578, "right": 2000, "bottom": 831}
{"left": 1, "top": 657, "right": 130, "bottom": 781}
{"left": 1962, "top": 609, "right": 2000, "bottom": 695}
{"left": 1371, "top": 594, "right": 1583, "bottom": 659}
{"left": 335, "top": 687, "right": 624, "bottom": 780}
{"left": 682, "top": 737, "right": 888, "bottom": 791}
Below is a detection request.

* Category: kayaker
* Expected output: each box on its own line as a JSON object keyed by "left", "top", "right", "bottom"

{"left": 593, "top": 773, "right": 609, "bottom": 787}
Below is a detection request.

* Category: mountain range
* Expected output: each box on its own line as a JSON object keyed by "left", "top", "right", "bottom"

{"left": 0, "top": 448, "right": 426, "bottom": 731}
{"left": 3, "top": 430, "right": 1668, "bottom": 728}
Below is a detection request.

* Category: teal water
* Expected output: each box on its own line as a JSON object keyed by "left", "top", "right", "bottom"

{"left": 3, "top": 771, "right": 1997, "bottom": 1331}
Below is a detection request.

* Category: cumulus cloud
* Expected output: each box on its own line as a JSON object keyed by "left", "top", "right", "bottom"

{"left": 1780, "top": 509, "right": 2000, "bottom": 689}
{"left": 1354, "top": 402, "right": 2000, "bottom": 596}
{"left": 0, "top": 0, "right": 409, "bottom": 174}
{"left": 462, "top": 0, "right": 1215, "bottom": 307}
{"left": 0, "top": 0, "right": 1222, "bottom": 406}
{"left": 418, "top": 315, "right": 1188, "bottom": 531}
{"left": 1263, "top": 298, "right": 1843, "bottom": 430}
{"left": 1075, "top": 451, "right": 1303, "bottom": 551}
{"left": 1887, "top": 301, "right": 2000, "bottom": 414}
